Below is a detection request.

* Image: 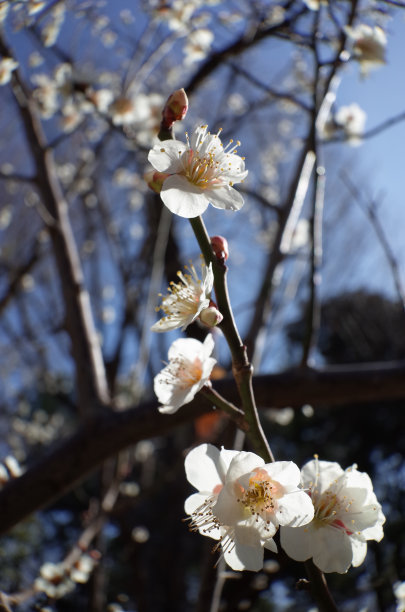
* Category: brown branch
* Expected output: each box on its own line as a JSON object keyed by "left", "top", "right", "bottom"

{"left": 0, "top": 35, "right": 110, "bottom": 414}
{"left": 185, "top": 2, "right": 306, "bottom": 96}
{"left": 0, "top": 247, "right": 39, "bottom": 315}
{"left": 0, "top": 360, "right": 404, "bottom": 536}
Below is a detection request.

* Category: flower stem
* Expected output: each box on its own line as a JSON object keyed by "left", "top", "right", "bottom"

{"left": 189, "top": 215, "right": 274, "bottom": 463}
{"left": 198, "top": 386, "right": 248, "bottom": 432}
{"left": 304, "top": 561, "right": 339, "bottom": 612}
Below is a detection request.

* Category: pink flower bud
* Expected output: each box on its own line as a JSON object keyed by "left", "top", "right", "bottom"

{"left": 199, "top": 305, "right": 223, "bottom": 328}
{"left": 144, "top": 170, "right": 170, "bottom": 194}
{"left": 162, "top": 88, "right": 188, "bottom": 128}
{"left": 210, "top": 235, "right": 229, "bottom": 261}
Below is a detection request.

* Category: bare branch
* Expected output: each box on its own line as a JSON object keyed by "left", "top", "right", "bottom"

{"left": 0, "top": 359, "right": 404, "bottom": 535}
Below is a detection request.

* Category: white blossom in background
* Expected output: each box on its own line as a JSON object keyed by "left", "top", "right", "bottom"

{"left": 28, "top": 0, "right": 46, "bottom": 15}
{"left": 108, "top": 96, "right": 139, "bottom": 126}
{"left": 0, "top": 57, "right": 18, "bottom": 85}
{"left": 86, "top": 88, "right": 114, "bottom": 113}
{"left": 0, "top": 2, "right": 9, "bottom": 23}
{"left": 32, "top": 63, "right": 73, "bottom": 118}
{"left": 280, "top": 457, "right": 385, "bottom": 573}
{"left": 335, "top": 103, "right": 366, "bottom": 145}
{"left": 152, "top": 261, "right": 214, "bottom": 332}
{"left": 152, "top": 0, "right": 196, "bottom": 31}
{"left": 35, "top": 562, "right": 75, "bottom": 599}
{"left": 41, "top": 3, "right": 66, "bottom": 47}
{"left": 394, "top": 581, "right": 405, "bottom": 612}
{"left": 185, "top": 444, "right": 314, "bottom": 571}
{"left": 109, "top": 92, "right": 164, "bottom": 144}
{"left": 35, "top": 554, "right": 96, "bottom": 599}
{"left": 183, "top": 29, "right": 214, "bottom": 65}
{"left": 345, "top": 24, "right": 387, "bottom": 76}
{"left": 154, "top": 334, "right": 216, "bottom": 414}
{"left": 70, "top": 555, "right": 96, "bottom": 584}
{"left": 303, "top": 0, "right": 327, "bottom": 10}
{"left": 148, "top": 124, "right": 248, "bottom": 218}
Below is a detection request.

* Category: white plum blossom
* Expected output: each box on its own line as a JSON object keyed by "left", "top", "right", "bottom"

{"left": 185, "top": 444, "right": 314, "bottom": 571}
{"left": 335, "top": 103, "right": 366, "bottom": 145}
{"left": 34, "top": 562, "right": 75, "bottom": 599}
{"left": 303, "top": 0, "right": 327, "bottom": 10}
{"left": 280, "top": 457, "right": 385, "bottom": 574}
{"left": 32, "top": 63, "right": 74, "bottom": 118}
{"left": 183, "top": 29, "right": 214, "bottom": 65}
{"left": 0, "top": 57, "right": 18, "bottom": 85}
{"left": 346, "top": 24, "right": 387, "bottom": 76}
{"left": 394, "top": 581, "right": 405, "bottom": 612}
{"left": 148, "top": 124, "right": 248, "bottom": 218}
{"left": 154, "top": 334, "right": 216, "bottom": 414}
{"left": 151, "top": 261, "right": 214, "bottom": 332}
{"left": 110, "top": 92, "right": 164, "bottom": 144}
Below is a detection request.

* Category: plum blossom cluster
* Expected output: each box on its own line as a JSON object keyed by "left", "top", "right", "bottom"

{"left": 185, "top": 448, "right": 385, "bottom": 573}
{"left": 30, "top": 61, "right": 165, "bottom": 139}
{"left": 184, "top": 444, "right": 314, "bottom": 571}
{"left": 34, "top": 554, "right": 97, "bottom": 599}
{"left": 148, "top": 124, "right": 248, "bottom": 218}
{"left": 146, "top": 98, "right": 386, "bottom": 584}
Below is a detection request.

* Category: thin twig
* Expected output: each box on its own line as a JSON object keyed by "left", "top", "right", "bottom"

{"left": 340, "top": 170, "right": 405, "bottom": 312}
{"left": 0, "top": 34, "right": 111, "bottom": 415}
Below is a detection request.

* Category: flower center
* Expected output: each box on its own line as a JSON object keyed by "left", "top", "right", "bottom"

{"left": 355, "top": 39, "right": 381, "bottom": 60}
{"left": 161, "top": 266, "right": 206, "bottom": 315}
{"left": 175, "top": 357, "right": 203, "bottom": 389}
{"left": 160, "top": 356, "right": 203, "bottom": 391}
{"left": 238, "top": 468, "right": 283, "bottom": 518}
{"left": 183, "top": 149, "right": 221, "bottom": 189}
{"left": 311, "top": 488, "right": 354, "bottom": 534}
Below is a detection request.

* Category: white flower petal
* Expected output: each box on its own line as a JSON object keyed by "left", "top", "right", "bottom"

{"left": 226, "top": 452, "right": 265, "bottom": 484}
{"left": 276, "top": 489, "right": 314, "bottom": 527}
{"left": 161, "top": 175, "right": 209, "bottom": 218}
{"left": 213, "top": 481, "right": 244, "bottom": 527}
{"left": 350, "top": 537, "right": 368, "bottom": 567}
{"left": 185, "top": 443, "right": 223, "bottom": 492}
{"left": 225, "top": 539, "right": 264, "bottom": 572}
{"left": 168, "top": 337, "right": 206, "bottom": 361}
{"left": 148, "top": 140, "right": 187, "bottom": 173}
{"left": 263, "top": 538, "right": 278, "bottom": 553}
{"left": 206, "top": 186, "right": 245, "bottom": 211}
{"left": 312, "top": 526, "right": 353, "bottom": 573}
{"left": 301, "top": 459, "right": 344, "bottom": 492}
{"left": 280, "top": 524, "right": 314, "bottom": 562}
{"left": 265, "top": 461, "right": 301, "bottom": 489}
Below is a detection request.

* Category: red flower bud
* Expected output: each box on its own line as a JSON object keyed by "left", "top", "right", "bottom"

{"left": 210, "top": 235, "right": 229, "bottom": 261}
{"left": 144, "top": 170, "right": 170, "bottom": 194}
{"left": 162, "top": 88, "right": 188, "bottom": 129}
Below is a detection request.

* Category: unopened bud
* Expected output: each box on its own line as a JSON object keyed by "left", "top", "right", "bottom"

{"left": 199, "top": 305, "right": 223, "bottom": 328}
{"left": 162, "top": 88, "right": 188, "bottom": 128}
{"left": 144, "top": 170, "right": 170, "bottom": 194}
{"left": 211, "top": 235, "right": 229, "bottom": 261}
